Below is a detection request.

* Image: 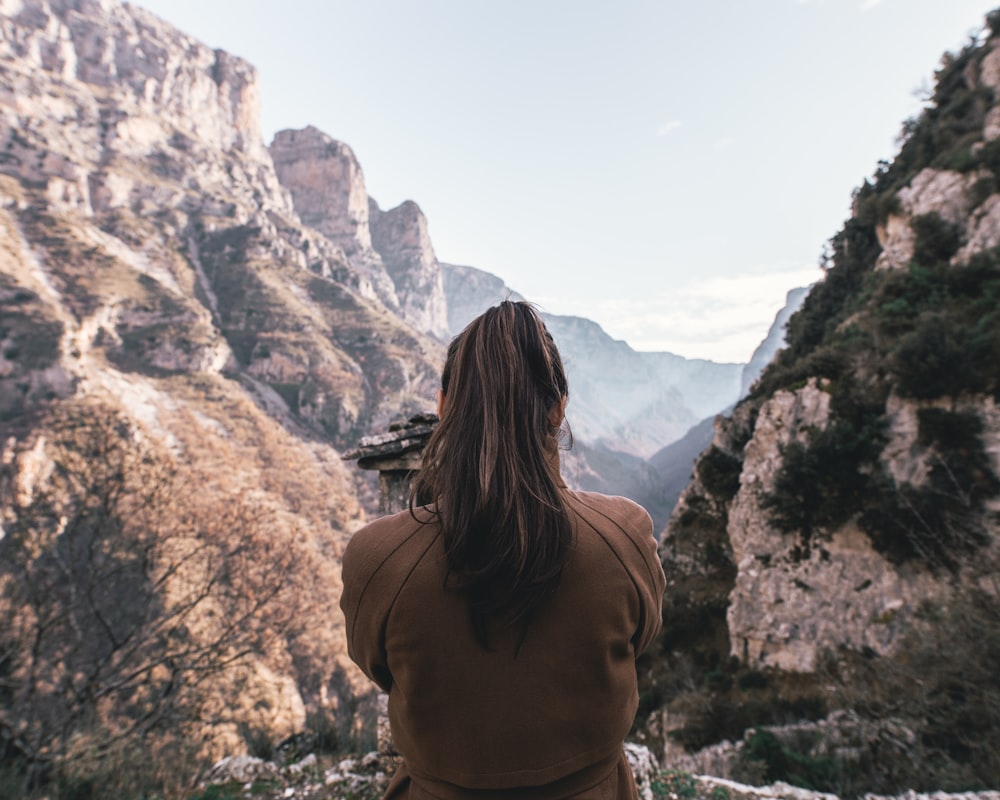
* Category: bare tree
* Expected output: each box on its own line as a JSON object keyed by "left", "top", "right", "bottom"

{"left": 0, "top": 399, "right": 299, "bottom": 792}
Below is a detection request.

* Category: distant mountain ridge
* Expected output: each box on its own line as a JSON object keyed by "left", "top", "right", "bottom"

{"left": 440, "top": 263, "right": 744, "bottom": 460}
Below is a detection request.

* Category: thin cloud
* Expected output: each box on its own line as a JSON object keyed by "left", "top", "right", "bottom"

{"left": 554, "top": 266, "right": 824, "bottom": 363}
{"left": 860, "top": 0, "right": 884, "bottom": 10}
{"left": 656, "top": 120, "right": 682, "bottom": 137}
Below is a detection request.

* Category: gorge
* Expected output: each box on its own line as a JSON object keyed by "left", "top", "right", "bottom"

{"left": 1, "top": 0, "right": 999, "bottom": 797}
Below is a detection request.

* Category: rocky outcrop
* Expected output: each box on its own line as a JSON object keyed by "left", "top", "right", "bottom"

{"left": 269, "top": 127, "right": 449, "bottom": 339}
{"left": 724, "top": 381, "right": 946, "bottom": 671}
{"left": 369, "top": 198, "right": 449, "bottom": 339}
{"left": 876, "top": 168, "right": 980, "bottom": 270}
{"left": 268, "top": 126, "right": 400, "bottom": 310}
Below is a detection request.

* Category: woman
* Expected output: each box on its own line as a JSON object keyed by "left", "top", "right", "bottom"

{"left": 340, "top": 301, "right": 665, "bottom": 799}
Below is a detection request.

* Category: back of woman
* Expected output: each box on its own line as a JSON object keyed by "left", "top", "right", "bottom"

{"left": 340, "top": 301, "right": 665, "bottom": 799}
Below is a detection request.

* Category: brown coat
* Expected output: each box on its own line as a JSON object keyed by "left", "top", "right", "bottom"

{"left": 340, "top": 490, "right": 666, "bottom": 799}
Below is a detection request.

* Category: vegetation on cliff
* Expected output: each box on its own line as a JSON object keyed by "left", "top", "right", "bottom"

{"left": 642, "top": 13, "right": 1000, "bottom": 795}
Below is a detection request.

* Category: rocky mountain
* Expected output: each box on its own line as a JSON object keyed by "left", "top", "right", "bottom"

{"left": 0, "top": 0, "right": 448, "bottom": 790}
{"left": 641, "top": 19, "right": 1000, "bottom": 794}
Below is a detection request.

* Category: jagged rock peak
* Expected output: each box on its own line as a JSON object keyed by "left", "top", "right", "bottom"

{"left": 369, "top": 197, "right": 449, "bottom": 340}
{"left": 269, "top": 126, "right": 373, "bottom": 254}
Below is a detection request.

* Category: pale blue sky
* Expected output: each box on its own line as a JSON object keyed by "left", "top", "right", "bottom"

{"left": 137, "top": 0, "right": 999, "bottom": 362}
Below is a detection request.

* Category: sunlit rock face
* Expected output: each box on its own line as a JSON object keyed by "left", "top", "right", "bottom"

{"left": 269, "top": 126, "right": 401, "bottom": 312}
{"left": 0, "top": 0, "right": 447, "bottom": 759}
{"left": 269, "top": 126, "right": 449, "bottom": 339}
{"left": 369, "top": 198, "right": 449, "bottom": 340}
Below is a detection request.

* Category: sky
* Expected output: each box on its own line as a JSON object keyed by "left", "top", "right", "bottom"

{"left": 136, "top": 0, "right": 1000, "bottom": 363}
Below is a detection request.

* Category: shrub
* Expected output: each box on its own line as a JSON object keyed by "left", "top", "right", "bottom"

{"left": 762, "top": 414, "right": 885, "bottom": 546}
{"left": 860, "top": 409, "right": 998, "bottom": 569}
{"left": 0, "top": 400, "right": 301, "bottom": 797}
{"left": 696, "top": 446, "right": 742, "bottom": 501}
{"left": 651, "top": 769, "right": 697, "bottom": 800}
{"left": 737, "top": 730, "right": 841, "bottom": 792}
{"left": 911, "top": 213, "right": 963, "bottom": 267}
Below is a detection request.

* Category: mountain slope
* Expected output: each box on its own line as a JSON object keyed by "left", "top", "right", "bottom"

{"left": 0, "top": 0, "right": 445, "bottom": 783}
{"left": 642, "top": 19, "right": 1000, "bottom": 793}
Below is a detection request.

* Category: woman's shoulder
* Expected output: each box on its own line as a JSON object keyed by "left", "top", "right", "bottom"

{"left": 564, "top": 490, "right": 653, "bottom": 535}
{"left": 342, "top": 506, "right": 439, "bottom": 579}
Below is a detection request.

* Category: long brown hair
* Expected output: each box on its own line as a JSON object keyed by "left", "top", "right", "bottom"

{"left": 411, "top": 301, "right": 572, "bottom": 646}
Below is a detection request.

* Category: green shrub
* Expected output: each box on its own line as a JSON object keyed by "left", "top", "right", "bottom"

{"left": 860, "top": 409, "right": 998, "bottom": 569}
{"left": 651, "top": 769, "right": 697, "bottom": 799}
{"left": 762, "top": 414, "right": 885, "bottom": 546}
{"left": 696, "top": 446, "right": 743, "bottom": 501}
{"left": 737, "top": 730, "right": 841, "bottom": 792}
{"left": 891, "top": 312, "right": 972, "bottom": 398}
{"left": 911, "top": 213, "right": 963, "bottom": 266}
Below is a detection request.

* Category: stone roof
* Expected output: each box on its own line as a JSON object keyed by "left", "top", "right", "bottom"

{"left": 342, "top": 413, "right": 438, "bottom": 466}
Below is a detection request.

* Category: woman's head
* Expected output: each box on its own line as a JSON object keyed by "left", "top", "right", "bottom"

{"left": 438, "top": 300, "right": 568, "bottom": 473}
{"left": 413, "top": 301, "right": 573, "bottom": 643}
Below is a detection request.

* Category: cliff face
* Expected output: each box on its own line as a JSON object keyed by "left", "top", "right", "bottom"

{"left": 0, "top": 0, "right": 445, "bottom": 769}
{"left": 368, "top": 198, "right": 449, "bottom": 339}
{"left": 269, "top": 125, "right": 450, "bottom": 339}
{"left": 646, "top": 23, "right": 1000, "bottom": 791}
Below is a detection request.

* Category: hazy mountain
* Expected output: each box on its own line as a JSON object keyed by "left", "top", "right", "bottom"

{"left": 739, "top": 285, "right": 810, "bottom": 397}
{"left": 440, "top": 263, "right": 744, "bottom": 460}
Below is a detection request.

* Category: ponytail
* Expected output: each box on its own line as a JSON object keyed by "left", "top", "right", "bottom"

{"left": 412, "top": 301, "right": 572, "bottom": 646}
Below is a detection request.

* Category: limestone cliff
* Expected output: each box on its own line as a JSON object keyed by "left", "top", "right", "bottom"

{"left": 268, "top": 126, "right": 399, "bottom": 309}
{"left": 368, "top": 197, "right": 449, "bottom": 339}
{"left": 270, "top": 126, "right": 450, "bottom": 339}
{"left": 0, "top": 0, "right": 444, "bottom": 774}
{"left": 645, "top": 20, "right": 1000, "bottom": 792}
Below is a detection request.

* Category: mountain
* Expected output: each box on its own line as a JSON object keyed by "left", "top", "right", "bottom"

{"left": 440, "top": 261, "right": 526, "bottom": 334}
{"left": 0, "top": 0, "right": 447, "bottom": 787}
{"left": 641, "top": 19, "right": 1000, "bottom": 794}
{"left": 0, "top": 1, "right": 744, "bottom": 788}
